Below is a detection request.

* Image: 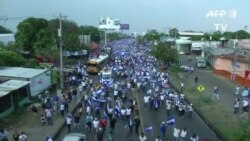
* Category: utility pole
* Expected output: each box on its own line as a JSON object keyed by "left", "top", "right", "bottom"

{"left": 57, "top": 13, "right": 67, "bottom": 91}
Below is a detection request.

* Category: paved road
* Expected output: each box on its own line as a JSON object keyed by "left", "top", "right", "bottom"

{"left": 56, "top": 69, "right": 221, "bottom": 141}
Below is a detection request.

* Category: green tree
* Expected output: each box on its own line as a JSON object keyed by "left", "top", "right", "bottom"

{"left": 190, "top": 35, "right": 203, "bottom": 41}
{"left": 0, "top": 26, "right": 12, "bottom": 33}
{"left": 223, "top": 31, "right": 235, "bottom": 40}
{"left": 0, "top": 50, "right": 25, "bottom": 66}
{"left": 143, "top": 30, "right": 160, "bottom": 41}
{"left": 107, "top": 32, "right": 120, "bottom": 41}
{"left": 235, "top": 30, "right": 250, "bottom": 39}
{"left": 15, "top": 17, "right": 55, "bottom": 54}
{"left": 150, "top": 42, "right": 179, "bottom": 63}
{"left": 169, "top": 28, "right": 179, "bottom": 38}
{"left": 211, "top": 31, "right": 222, "bottom": 41}
{"left": 79, "top": 26, "right": 101, "bottom": 43}
{"left": 49, "top": 19, "right": 80, "bottom": 51}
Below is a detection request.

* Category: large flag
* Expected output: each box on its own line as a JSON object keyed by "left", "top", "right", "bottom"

{"left": 103, "top": 109, "right": 108, "bottom": 119}
{"left": 144, "top": 126, "right": 153, "bottom": 132}
{"left": 114, "top": 105, "right": 121, "bottom": 117}
{"left": 166, "top": 116, "right": 175, "bottom": 125}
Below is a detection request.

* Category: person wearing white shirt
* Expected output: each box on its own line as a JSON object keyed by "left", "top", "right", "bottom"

{"left": 66, "top": 114, "right": 72, "bottom": 133}
{"left": 143, "top": 95, "right": 150, "bottom": 110}
{"left": 180, "top": 128, "right": 187, "bottom": 141}
{"left": 121, "top": 107, "right": 126, "bottom": 121}
{"left": 173, "top": 127, "right": 180, "bottom": 141}
{"left": 126, "top": 107, "right": 132, "bottom": 121}
{"left": 190, "top": 133, "right": 199, "bottom": 141}
{"left": 139, "top": 132, "right": 147, "bottom": 141}
{"left": 93, "top": 118, "right": 100, "bottom": 132}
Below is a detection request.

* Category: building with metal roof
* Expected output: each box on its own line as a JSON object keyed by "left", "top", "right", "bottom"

{"left": 0, "top": 67, "right": 51, "bottom": 97}
{"left": 0, "top": 80, "right": 30, "bottom": 118}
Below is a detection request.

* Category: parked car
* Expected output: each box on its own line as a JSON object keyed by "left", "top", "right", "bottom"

{"left": 62, "top": 133, "right": 86, "bottom": 141}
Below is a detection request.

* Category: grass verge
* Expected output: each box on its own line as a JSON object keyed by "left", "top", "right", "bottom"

{"left": 169, "top": 72, "right": 249, "bottom": 141}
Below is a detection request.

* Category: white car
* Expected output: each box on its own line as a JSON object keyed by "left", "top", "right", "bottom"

{"left": 62, "top": 133, "right": 86, "bottom": 141}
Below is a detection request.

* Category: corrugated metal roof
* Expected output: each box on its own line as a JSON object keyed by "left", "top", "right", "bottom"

{"left": 0, "top": 80, "right": 29, "bottom": 98}
{"left": 203, "top": 47, "right": 234, "bottom": 56}
{"left": 0, "top": 67, "right": 48, "bottom": 79}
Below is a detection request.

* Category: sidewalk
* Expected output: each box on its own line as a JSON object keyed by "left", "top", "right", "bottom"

{"left": 6, "top": 90, "right": 87, "bottom": 141}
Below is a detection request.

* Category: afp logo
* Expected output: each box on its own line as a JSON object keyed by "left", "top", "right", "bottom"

{"left": 206, "top": 9, "right": 237, "bottom": 19}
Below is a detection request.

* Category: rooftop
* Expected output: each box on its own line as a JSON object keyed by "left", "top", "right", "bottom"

{"left": 0, "top": 67, "right": 48, "bottom": 79}
{"left": 0, "top": 80, "right": 29, "bottom": 98}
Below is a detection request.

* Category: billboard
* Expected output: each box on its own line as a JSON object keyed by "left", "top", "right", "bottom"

{"left": 120, "top": 24, "right": 129, "bottom": 30}
{"left": 99, "top": 17, "right": 120, "bottom": 31}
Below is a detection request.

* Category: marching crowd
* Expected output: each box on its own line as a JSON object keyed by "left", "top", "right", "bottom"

{"left": 2, "top": 38, "right": 249, "bottom": 141}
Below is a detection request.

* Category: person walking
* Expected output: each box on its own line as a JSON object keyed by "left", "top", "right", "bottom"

{"left": 93, "top": 117, "right": 100, "bottom": 134}
{"left": 45, "top": 108, "right": 53, "bottom": 126}
{"left": 166, "top": 99, "right": 172, "bottom": 117}
{"left": 233, "top": 98, "right": 240, "bottom": 114}
{"left": 100, "top": 117, "right": 107, "bottom": 134}
{"left": 139, "top": 132, "right": 147, "bottom": 141}
{"left": 106, "top": 131, "right": 114, "bottom": 141}
{"left": 134, "top": 116, "right": 140, "bottom": 135}
{"left": 240, "top": 98, "right": 249, "bottom": 119}
{"left": 190, "top": 133, "right": 199, "bottom": 141}
{"left": 96, "top": 128, "right": 104, "bottom": 141}
{"left": 13, "top": 130, "right": 19, "bottom": 141}
{"left": 213, "top": 86, "right": 219, "bottom": 101}
{"left": 110, "top": 116, "right": 117, "bottom": 134}
{"left": 128, "top": 117, "right": 134, "bottom": 134}
{"left": 74, "top": 113, "right": 80, "bottom": 130}
{"left": 187, "top": 103, "right": 193, "bottom": 119}
{"left": 173, "top": 126, "right": 180, "bottom": 141}
{"left": 66, "top": 113, "right": 72, "bottom": 133}
{"left": 18, "top": 132, "right": 27, "bottom": 141}
{"left": 160, "top": 121, "right": 167, "bottom": 138}
{"left": 180, "top": 128, "right": 187, "bottom": 141}
{"left": 85, "top": 113, "right": 93, "bottom": 131}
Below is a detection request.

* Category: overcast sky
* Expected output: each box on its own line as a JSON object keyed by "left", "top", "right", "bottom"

{"left": 1, "top": 0, "right": 249, "bottom": 33}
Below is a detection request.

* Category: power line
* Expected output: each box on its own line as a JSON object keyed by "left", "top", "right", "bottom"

{"left": 0, "top": 13, "right": 55, "bottom": 26}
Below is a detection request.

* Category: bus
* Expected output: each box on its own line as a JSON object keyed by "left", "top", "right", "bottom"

{"left": 196, "top": 56, "right": 206, "bottom": 68}
{"left": 87, "top": 54, "right": 109, "bottom": 74}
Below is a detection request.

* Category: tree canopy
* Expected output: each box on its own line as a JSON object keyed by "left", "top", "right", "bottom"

{"left": 150, "top": 42, "right": 179, "bottom": 63}
{"left": 79, "top": 26, "right": 101, "bottom": 43}
{"left": 143, "top": 30, "right": 161, "bottom": 41}
{"left": 169, "top": 28, "right": 179, "bottom": 38}
{"left": 49, "top": 19, "right": 80, "bottom": 51}
{"left": 0, "top": 49, "right": 25, "bottom": 66}
{"left": 15, "top": 17, "right": 55, "bottom": 54}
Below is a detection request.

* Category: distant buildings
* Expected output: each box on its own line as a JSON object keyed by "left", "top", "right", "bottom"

{"left": 0, "top": 33, "right": 15, "bottom": 46}
{"left": 203, "top": 40, "right": 250, "bottom": 87}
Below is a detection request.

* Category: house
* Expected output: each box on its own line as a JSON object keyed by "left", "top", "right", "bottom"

{"left": 0, "top": 80, "right": 30, "bottom": 118}
{"left": 0, "top": 67, "right": 51, "bottom": 97}
{"left": 204, "top": 47, "right": 250, "bottom": 86}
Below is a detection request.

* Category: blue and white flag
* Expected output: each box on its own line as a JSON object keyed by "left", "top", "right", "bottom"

{"left": 114, "top": 105, "right": 121, "bottom": 117}
{"left": 166, "top": 116, "right": 175, "bottom": 125}
{"left": 95, "top": 89, "right": 103, "bottom": 95}
{"left": 104, "top": 109, "right": 108, "bottom": 119}
{"left": 87, "top": 99, "right": 92, "bottom": 106}
{"left": 144, "top": 126, "right": 153, "bottom": 132}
